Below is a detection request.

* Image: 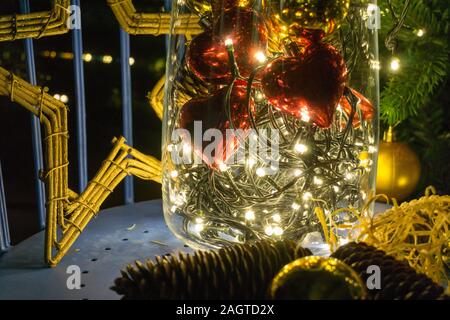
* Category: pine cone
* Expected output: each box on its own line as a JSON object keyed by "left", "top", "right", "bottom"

{"left": 111, "top": 240, "right": 312, "bottom": 300}
{"left": 331, "top": 242, "right": 449, "bottom": 300}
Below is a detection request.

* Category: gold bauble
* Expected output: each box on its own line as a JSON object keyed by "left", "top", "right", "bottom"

{"left": 270, "top": 256, "right": 367, "bottom": 300}
{"left": 271, "top": 0, "right": 350, "bottom": 35}
{"left": 186, "top": 0, "right": 254, "bottom": 17}
{"left": 376, "top": 127, "right": 421, "bottom": 201}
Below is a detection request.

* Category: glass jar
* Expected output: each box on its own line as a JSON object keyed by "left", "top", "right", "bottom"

{"left": 162, "top": 0, "right": 380, "bottom": 254}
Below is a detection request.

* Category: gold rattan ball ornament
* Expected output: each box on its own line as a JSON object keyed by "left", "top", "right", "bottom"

{"left": 376, "top": 127, "right": 421, "bottom": 201}
{"left": 270, "top": 256, "right": 367, "bottom": 300}
{"left": 272, "top": 0, "right": 350, "bottom": 35}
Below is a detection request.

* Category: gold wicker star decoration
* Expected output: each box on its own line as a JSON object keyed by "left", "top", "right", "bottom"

{"left": 0, "top": 0, "right": 198, "bottom": 266}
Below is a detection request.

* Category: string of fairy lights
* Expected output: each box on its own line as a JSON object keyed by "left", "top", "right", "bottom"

{"left": 37, "top": 50, "right": 162, "bottom": 104}
{"left": 40, "top": 50, "right": 136, "bottom": 65}
{"left": 38, "top": 50, "right": 136, "bottom": 104}
{"left": 382, "top": 0, "right": 426, "bottom": 73}
{"left": 166, "top": 90, "right": 376, "bottom": 248}
{"left": 163, "top": 16, "right": 378, "bottom": 249}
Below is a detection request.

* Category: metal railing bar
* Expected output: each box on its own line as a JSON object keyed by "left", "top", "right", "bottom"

{"left": 0, "top": 161, "right": 11, "bottom": 253}
{"left": 19, "top": 0, "right": 46, "bottom": 230}
{"left": 120, "top": 29, "right": 134, "bottom": 204}
{"left": 71, "top": 0, "right": 88, "bottom": 192}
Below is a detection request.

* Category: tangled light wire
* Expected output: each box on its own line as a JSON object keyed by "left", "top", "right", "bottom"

{"left": 164, "top": 9, "right": 377, "bottom": 249}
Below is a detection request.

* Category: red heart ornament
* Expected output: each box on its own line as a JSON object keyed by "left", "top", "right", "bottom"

{"left": 178, "top": 85, "right": 254, "bottom": 168}
{"left": 260, "top": 42, "right": 348, "bottom": 128}
{"left": 186, "top": 8, "right": 268, "bottom": 85}
{"left": 186, "top": 31, "right": 231, "bottom": 84}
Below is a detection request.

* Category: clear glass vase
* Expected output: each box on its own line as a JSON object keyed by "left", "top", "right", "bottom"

{"left": 162, "top": 0, "right": 380, "bottom": 254}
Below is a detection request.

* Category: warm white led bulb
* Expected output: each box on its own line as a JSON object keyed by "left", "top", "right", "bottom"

{"left": 313, "top": 176, "right": 323, "bottom": 185}
{"left": 294, "top": 143, "right": 308, "bottom": 154}
{"left": 273, "top": 226, "right": 284, "bottom": 236}
{"left": 254, "top": 51, "right": 266, "bottom": 63}
{"left": 256, "top": 167, "right": 266, "bottom": 177}
{"left": 102, "top": 55, "right": 113, "bottom": 64}
{"left": 170, "top": 170, "right": 178, "bottom": 178}
{"left": 247, "top": 157, "right": 256, "bottom": 168}
{"left": 219, "top": 163, "right": 228, "bottom": 172}
{"left": 83, "top": 53, "right": 93, "bottom": 62}
{"left": 245, "top": 210, "right": 255, "bottom": 221}
{"left": 194, "top": 223, "right": 204, "bottom": 232}
{"left": 300, "top": 110, "right": 311, "bottom": 122}
{"left": 195, "top": 217, "right": 204, "bottom": 224}
{"left": 292, "top": 202, "right": 301, "bottom": 210}
{"left": 416, "top": 29, "right": 425, "bottom": 37}
{"left": 264, "top": 225, "right": 273, "bottom": 236}
{"left": 302, "top": 192, "right": 312, "bottom": 201}
{"left": 368, "top": 145, "right": 377, "bottom": 153}
{"left": 224, "top": 38, "right": 233, "bottom": 46}
{"left": 359, "top": 158, "right": 371, "bottom": 167}
{"left": 60, "top": 94, "right": 69, "bottom": 103}
{"left": 390, "top": 57, "right": 400, "bottom": 71}
{"left": 345, "top": 172, "right": 354, "bottom": 180}
{"left": 272, "top": 213, "right": 281, "bottom": 222}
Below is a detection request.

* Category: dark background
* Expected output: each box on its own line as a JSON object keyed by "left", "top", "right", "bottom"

{"left": 0, "top": 0, "right": 166, "bottom": 244}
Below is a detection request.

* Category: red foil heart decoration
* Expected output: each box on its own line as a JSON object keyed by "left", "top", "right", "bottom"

{"left": 339, "top": 88, "right": 375, "bottom": 127}
{"left": 186, "top": 8, "right": 268, "bottom": 85}
{"left": 260, "top": 42, "right": 348, "bottom": 128}
{"left": 179, "top": 85, "right": 254, "bottom": 168}
{"left": 186, "top": 30, "right": 231, "bottom": 84}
